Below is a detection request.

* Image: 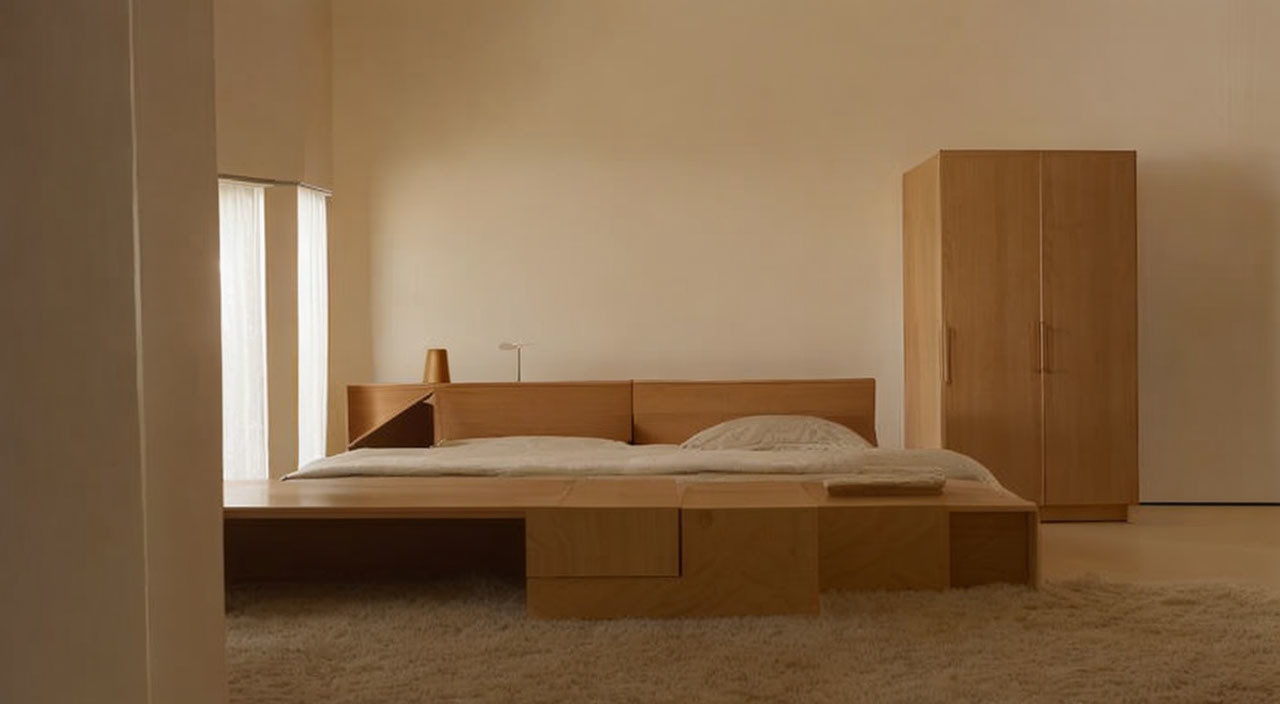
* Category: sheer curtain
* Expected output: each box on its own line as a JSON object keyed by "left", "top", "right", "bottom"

{"left": 297, "top": 186, "right": 329, "bottom": 466}
{"left": 218, "top": 181, "right": 269, "bottom": 480}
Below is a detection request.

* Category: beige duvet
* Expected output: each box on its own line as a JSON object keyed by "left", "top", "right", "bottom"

{"left": 285, "top": 436, "right": 1003, "bottom": 488}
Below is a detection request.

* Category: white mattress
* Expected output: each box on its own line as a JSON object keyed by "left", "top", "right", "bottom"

{"left": 285, "top": 436, "right": 1003, "bottom": 488}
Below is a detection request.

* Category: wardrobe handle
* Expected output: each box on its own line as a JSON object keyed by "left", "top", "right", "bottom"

{"left": 1039, "top": 320, "right": 1052, "bottom": 374}
{"left": 943, "top": 325, "right": 954, "bottom": 385}
{"left": 1033, "top": 321, "right": 1043, "bottom": 373}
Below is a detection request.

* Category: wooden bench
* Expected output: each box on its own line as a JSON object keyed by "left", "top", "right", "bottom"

{"left": 225, "top": 476, "right": 1037, "bottom": 619}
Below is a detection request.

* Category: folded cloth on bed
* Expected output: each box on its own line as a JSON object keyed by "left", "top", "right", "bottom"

{"left": 823, "top": 468, "right": 946, "bottom": 496}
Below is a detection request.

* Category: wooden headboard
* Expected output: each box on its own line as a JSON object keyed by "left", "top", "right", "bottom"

{"left": 631, "top": 379, "right": 877, "bottom": 445}
{"left": 432, "top": 381, "right": 633, "bottom": 442}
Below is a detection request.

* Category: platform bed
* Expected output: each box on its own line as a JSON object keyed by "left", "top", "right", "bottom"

{"left": 224, "top": 379, "right": 1039, "bottom": 619}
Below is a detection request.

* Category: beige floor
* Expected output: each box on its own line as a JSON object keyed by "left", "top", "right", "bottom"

{"left": 1040, "top": 505, "right": 1280, "bottom": 590}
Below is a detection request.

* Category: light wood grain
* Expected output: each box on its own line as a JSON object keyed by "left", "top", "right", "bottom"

{"left": 679, "top": 505, "right": 820, "bottom": 615}
{"left": 223, "top": 477, "right": 573, "bottom": 519}
{"left": 433, "top": 381, "right": 633, "bottom": 442}
{"left": 1041, "top": 151, "right": 1139, "bottom": 506}
{"left": 527, "top": 478, "right": 681, "bottom": 578}
{"left": 939, "top": 151, "right": 1045, "bottom": 504}
{"left": 526, "top": 507, "right": 679, "bottom": 577}
{"left": 678, "top": 480, "right": 816, "bottom": 508}
{"left": 904, "top": 150, "right": 1138, "bottom": 517}
{"left": 903, "top": 155, "right": 944, "bottom": 448}
{"left": 819, "top": 505, "right": 949, "bottom": 591}
{"left": 346, "top": 384, "right": 434, "bottom": 444}
{"left": 561, "top": 477, "right": 682, "bottom": 507}
{"left": 631, "top": 379, "right": 877, "bottom": 445}
{"left": 226, "top": 476, "right": 1037, "bottom": 616}
{"left": 527, "top": 505, "right": 819, "bottom": 619}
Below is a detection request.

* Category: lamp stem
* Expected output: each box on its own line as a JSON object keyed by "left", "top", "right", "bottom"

{"left": 517, "top": 347, "right": 522, "bottom": 382}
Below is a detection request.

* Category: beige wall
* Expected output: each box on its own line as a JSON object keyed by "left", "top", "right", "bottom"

{"left": 331, "top": 0, "right": 1280, "bottom": 502}
{"left": 0, "top": 0, "right": 226, "bottom": 701}
{"left": 215, "top": 0, "right": 333, "bottom": 188}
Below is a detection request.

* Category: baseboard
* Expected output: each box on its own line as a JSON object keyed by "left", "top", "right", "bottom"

{"left": 1039, "top": 504, "right": 1129, "bottom": 522}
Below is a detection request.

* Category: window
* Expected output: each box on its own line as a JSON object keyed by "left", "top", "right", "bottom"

{"left": 218, "top": 181, "right": 269, "bottom": 480}
{"left": 296, "top": 187, "right": 329, "bottom": 466}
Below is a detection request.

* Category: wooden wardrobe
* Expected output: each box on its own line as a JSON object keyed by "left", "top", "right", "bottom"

{"left": 903, "top": 150, "right": 1137, "bottom": 521}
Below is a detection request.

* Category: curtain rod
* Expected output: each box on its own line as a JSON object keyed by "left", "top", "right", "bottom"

{"left": 218, "top": 173, "right": 332, "bottom": 196}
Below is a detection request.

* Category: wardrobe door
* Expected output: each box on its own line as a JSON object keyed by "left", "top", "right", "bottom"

{"left": 1041, "top": 152, "right": 1139, "bottom": 506}
{"left": 940, "top": 152, "right": 1044, "bottom": 503}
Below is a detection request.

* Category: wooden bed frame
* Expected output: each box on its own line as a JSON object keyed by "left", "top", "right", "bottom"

{"left": 225, "top": 379, "right": 1038, "bottom": 619}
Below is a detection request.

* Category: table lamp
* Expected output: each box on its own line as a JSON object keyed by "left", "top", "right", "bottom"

{"left": 498, "top": 341, "right": 531, "bottom": 382}
{"left": 423, "top": 348, "right": 451, "bottom": 383}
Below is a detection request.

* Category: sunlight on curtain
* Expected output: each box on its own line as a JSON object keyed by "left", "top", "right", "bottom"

{"left": 297, "top": 187, "right": 329, "bottom": 466}
{"left": 218, "top": 181, "right": 269, "bottom": 480}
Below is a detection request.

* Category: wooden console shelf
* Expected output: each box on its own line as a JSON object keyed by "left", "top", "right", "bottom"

{"left": 225, "top": 477, "right": 1038, "bottom": 619}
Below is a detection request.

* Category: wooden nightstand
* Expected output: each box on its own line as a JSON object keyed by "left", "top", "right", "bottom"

{"left": 346, "top": 383, "right": 436, "bottom": 449}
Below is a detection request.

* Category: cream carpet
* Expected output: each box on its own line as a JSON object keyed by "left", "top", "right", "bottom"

{"left": 227, "top": 579, "right": 1280, "bottom": 703}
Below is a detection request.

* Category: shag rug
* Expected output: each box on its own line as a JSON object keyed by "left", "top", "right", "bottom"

{"left": 227, "top": 579, "right": 1280, "bottom": 703}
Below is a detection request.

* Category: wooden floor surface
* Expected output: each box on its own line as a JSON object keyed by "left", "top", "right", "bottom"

{"left": 1041, "top": 505, "right": 1280, "bottom": 590}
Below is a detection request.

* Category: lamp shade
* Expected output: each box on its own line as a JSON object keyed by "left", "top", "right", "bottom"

{"left": 423, "top": 348, "right": 451, "bottom": 383}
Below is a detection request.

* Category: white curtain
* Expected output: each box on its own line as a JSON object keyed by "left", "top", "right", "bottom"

{"left": 297, "top": 187, "right": 329, "bottom": 466}
{"left": 218, "top": 181, "right": 269, "bottom": 480}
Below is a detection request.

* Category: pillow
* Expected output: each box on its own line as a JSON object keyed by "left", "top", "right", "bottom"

{"left": 680, "top": 415, "right": 872, "bottom": 451}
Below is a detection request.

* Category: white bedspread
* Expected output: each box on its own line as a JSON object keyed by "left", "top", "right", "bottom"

{"left": 285, "top": 436, "right": 1003, "bottom": 488}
